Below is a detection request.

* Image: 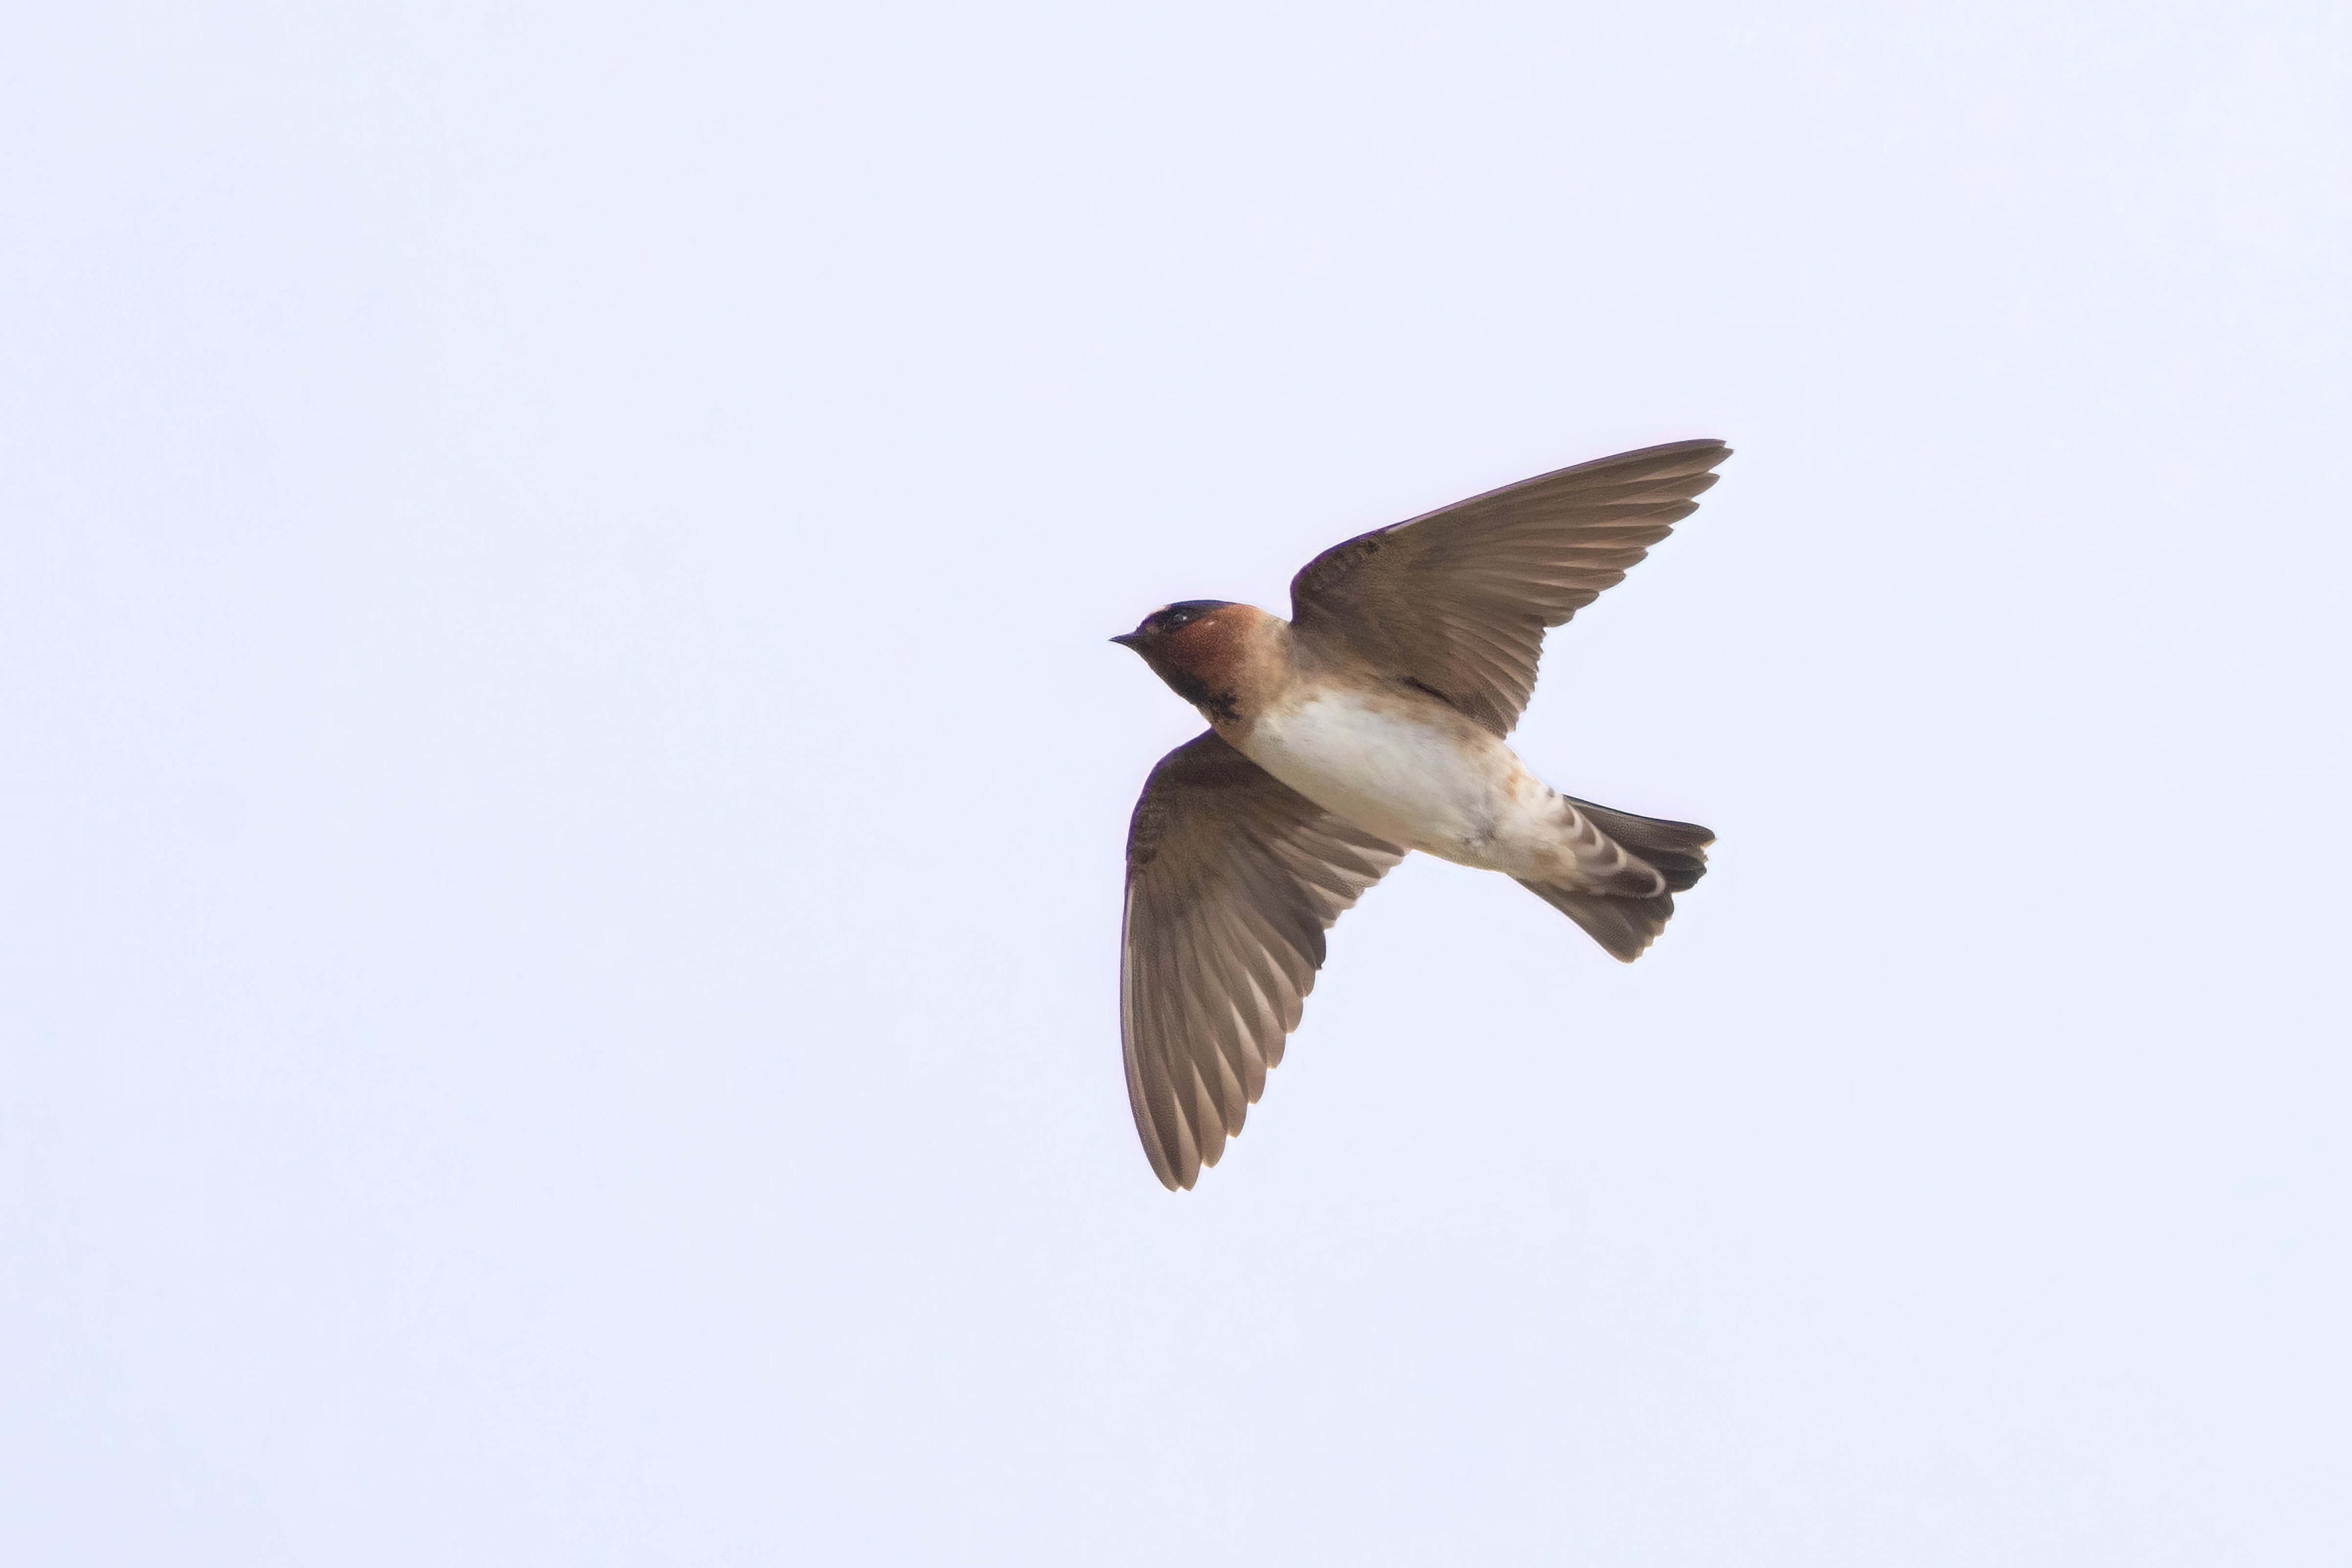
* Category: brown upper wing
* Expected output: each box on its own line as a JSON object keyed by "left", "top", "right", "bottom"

{"left": 1121, "top": 731, "right": 1404, "bottom": 1190}
{"left": 1289, "top": 439, "right": 1733, "bottom": 736}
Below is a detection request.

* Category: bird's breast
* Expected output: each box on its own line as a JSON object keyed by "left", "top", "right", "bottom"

{"left": 1237, "top": 688, "right": 1533, "bottom": 866}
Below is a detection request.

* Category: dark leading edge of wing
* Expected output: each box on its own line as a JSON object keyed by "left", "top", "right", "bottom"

{"left": 1120, "top": 731, "right": 1404, "bottom": 1190}
{"left": 1288, "top": 439, "right": 1733, "bottom": 737}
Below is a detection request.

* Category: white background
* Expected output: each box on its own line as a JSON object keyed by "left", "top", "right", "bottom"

{"left": 5, "top": 2, "right": 2347, "bottom": 1562}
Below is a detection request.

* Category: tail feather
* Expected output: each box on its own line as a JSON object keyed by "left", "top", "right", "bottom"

{"left": 1517, "top": 882, "right": 1680, "bottom": 962}
{"left": 1520, "top": 800, "right": 1713, "bottom": 962}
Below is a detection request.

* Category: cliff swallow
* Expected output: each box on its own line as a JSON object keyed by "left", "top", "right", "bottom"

{"left": 1112, "top": 438, "right": 1731, "bottom": 1189}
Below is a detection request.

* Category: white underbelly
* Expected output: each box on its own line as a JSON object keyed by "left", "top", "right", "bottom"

{"left": 1240, "top": 692, "right": 1543, "bottom": 869}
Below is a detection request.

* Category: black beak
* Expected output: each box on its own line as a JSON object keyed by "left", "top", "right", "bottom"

{"left": 1110, "top": 632, "right": 1144, "bottom": 649}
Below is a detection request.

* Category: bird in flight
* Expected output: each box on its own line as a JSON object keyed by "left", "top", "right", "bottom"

{"left": 1111, "top": 438, "right": 1732, "bottom": 1189}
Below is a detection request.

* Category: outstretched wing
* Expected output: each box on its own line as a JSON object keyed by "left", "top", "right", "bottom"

{"left": 1121, "top": 731, "right": 1404, "bottom": 1190}
{"left": 1289, "top": 439, "right": 1732, "bottom": 736}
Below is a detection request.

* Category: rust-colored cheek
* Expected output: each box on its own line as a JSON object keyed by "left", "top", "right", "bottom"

{"left": 1142, "top": 611, "right": 1272, "bottom": 728}
{"left": 1156, "top": 615, "right": 1245, "bottom": 685}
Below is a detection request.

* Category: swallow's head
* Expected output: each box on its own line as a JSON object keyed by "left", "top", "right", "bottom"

{"left": 1110, "top": 600, "right": 1234, "bottom": 651}
{"left": 1112, "top": 601, "right": 1274, "bottom": 723}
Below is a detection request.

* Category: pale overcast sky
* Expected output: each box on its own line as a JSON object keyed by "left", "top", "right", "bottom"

{"left": 5, "top": 2, "right": 2348, "bottom": 1562}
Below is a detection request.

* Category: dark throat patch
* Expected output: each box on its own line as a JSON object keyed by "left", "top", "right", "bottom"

{"left": 1163, "top": 667, "right": 1241, "bottom": 723}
